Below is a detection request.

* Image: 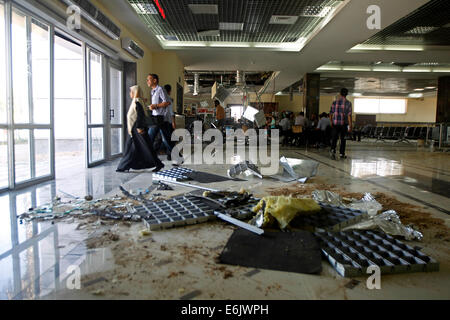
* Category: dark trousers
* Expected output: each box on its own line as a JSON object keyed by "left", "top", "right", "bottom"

{"left": 331, "top": 125, "right": 348, "bottom": 155}
{"left": 149, "top": 122, "right": 174, "bottom": 155}
{"left": 153, "top": 122, "right": 174, "bottom": 153}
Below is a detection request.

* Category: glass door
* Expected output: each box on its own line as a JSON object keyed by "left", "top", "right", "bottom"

{"left": 108, "top": 64, "right": 123, "bottom": 157}
{"left": 10, "top": 8, "right": 54, "bottom": 187}
{"left": 86, "top": 47, "right": 105, "bottom": 167}
{"left": 0, "top": 1, "right": 8, "bottom": 190}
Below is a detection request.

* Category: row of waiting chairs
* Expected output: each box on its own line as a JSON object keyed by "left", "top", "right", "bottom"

{"left": 364, "top": 126, "right": 432, "bottom": 142}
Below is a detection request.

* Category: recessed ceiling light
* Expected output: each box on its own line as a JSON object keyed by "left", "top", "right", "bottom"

{"left": 219, "top": 22, "right": 244, "bottom": 31}
{"left": 301, "top": 6, "right": 332, "bottom": 18}
{"left": 161, "top": 35, "right": 179, "bottom": 41}
{"left": 197, "top": 30, "right": 220, "bottom": 37}
{"left": 188, "top": 4, "right": 218, "bottom": 15}
{"left": 405, "top": 26, "right": 438, "bottom": 34}
{"left": 269, "top": 16, "right": 299, "bottom": 25}
{"left": 130, "top": 2, "right": 158, "bottom": 14}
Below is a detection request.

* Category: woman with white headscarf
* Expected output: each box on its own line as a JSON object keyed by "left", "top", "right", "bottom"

{"left": 116, "top": 85, "right": 164, "bottom": 172}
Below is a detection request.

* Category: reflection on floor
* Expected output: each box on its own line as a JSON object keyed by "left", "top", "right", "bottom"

{"left": 0, "top": 158, "right": 140, "bottom": 299}
{"left": 0, "top": 141, "right": 449, "bottom": 299}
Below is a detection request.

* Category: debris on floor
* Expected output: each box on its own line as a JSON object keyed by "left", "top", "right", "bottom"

{"left": 250, "top": 196, "right": 321, "bottom": 229}
{"left": 273, "top": 157, "right": 319, "bottom": 183}
{"left": 17, "top": 172, "right": 448, "bottom": 290}
{"left": 343, "top": 210, "right": 423, "bottom": 241}
{"left": 227, "top": 161, "right": 263, "bottom": 179}
{"left": 315, "top": 230, "right": 439, "bottom": 277}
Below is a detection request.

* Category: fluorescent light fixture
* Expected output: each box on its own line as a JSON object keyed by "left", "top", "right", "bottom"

{"left": 372, "top": 66, "right": 401, "bottom": 72}
{"left": 352, "top": 93, "right": 362, "bottom": 97}
{"left": 211, "top": 42, "right": 250, "bottom": 48}
{"left": 219, "top": 22, "right": 244, "bottom": 31}
{"left": 269, "top": 15, "right": 299, "bottom": 25}
{"left": 323, "top": 87, "right": 334, "bottom": 90}
{"left": 188, "top": 4, "right": 218, "bottom": 14}
{"left": 409, "top": 93, "right": 423, "bottom": 98}
{"left": 414, "top": 88, "right": 424, "bottom": 91}
{"left": 275, "top": 91, "right": 283, "bottom": 96}
{"left": 350, "top": 44, "right": 424, "bottom": 51}
{"left": 432, "top": 68, "right": 450, "bottom": 73}
{"left": 342, "top": 66, "right": 372, "bottom": 71}
{"left": 316, "top": 66, "right": 342, "bottom": 71}
{"left": 424, "top": 86, "right": 436, "bottom": 89}
{"left": 403, "top": 67, "right": 432, "bottom": 72}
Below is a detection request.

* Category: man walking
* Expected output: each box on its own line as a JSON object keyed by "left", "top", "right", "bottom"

{"left": 329, "top": 88, "right": 352, "bottom": 160}
{"left": 147, "top": 73, "right": 171, "bottom": 171}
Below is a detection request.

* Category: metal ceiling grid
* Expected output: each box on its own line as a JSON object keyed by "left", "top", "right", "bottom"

{"left": 127, "top": 0, "right": 344, "bottom": 43}
{"left": 318, "top": 77, "right": 438, "bottom": 95}
{"left": 362, "top": 0, "right": 450, "bottom": 46}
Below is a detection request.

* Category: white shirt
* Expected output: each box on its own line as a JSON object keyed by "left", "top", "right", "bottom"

{"left": 151, "top": 85, "right": 169, "bottom": 116}
{"left": 317, "top": 118, "right": 331, "bottom": 131}
{"left": 294, "top": 115, "right": 305, "bottom": 126}
{"left": 279, "top": 118, "right": 291, "bottom": 131}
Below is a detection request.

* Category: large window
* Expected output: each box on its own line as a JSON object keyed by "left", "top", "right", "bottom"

{"left": 11, "top": 9, "right": 52, "bottom": 184}
{"left": 229, "top": 105, "right": 244, "bottom": 121}
{"left": 0, "top": 2, "right": 8, "bottom": 188}
{"left": 0, "top": 2, "right": 6, "bottom": 124}
{"left": 11, "top": 10, "right": 28, "bottom": 124}
{"left": 31, "top": 19, "right": 50, "bottom": 124}
{"left": 354, "top": 98, "right": 407, "bottom": 114}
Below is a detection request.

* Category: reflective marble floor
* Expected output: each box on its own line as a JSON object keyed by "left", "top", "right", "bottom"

{"left": 0, "top": 141, "right": 449, "bottom": 300}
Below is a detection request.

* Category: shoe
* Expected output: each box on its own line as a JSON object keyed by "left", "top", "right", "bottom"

{"left": 152, "top": 164, "right": 164, "bottom": 173}
{"left": 340, "top": 154, "right": 347, "bottom": 159}
{"left": 116, "top": 169, "right": 129, "bottom": 173}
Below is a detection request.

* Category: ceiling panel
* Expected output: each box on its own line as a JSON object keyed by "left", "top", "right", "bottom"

{"left": 318, "top": 77, "right": 438, "bottom": 96}
{"left": 127, "top": 0, "right": 345, "bottom": 43}
{"left": 361, "top": 0, "right": 450, "bottom": 46}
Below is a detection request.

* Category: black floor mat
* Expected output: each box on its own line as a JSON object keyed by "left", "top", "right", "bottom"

{"left": 219, "top": 229, "right": 322, "bottom": 275}
{"left": 186, "top": 171, "right": 238, "bottom": 183}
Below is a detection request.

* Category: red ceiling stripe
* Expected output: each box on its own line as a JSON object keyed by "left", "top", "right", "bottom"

{"left": 153, "top": 0, "right": 166, "bottom": 19}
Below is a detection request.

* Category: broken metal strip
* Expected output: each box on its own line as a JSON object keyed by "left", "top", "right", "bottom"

{"left": 214, "top": 211, "right": 264, "bottom": 235}
{"left": 160, "top": 180, "right": 219, "bottom": 192}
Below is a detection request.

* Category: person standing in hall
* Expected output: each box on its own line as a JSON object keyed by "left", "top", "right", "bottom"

{"left": 329, "top": 88, "right": 353, "bottom": 160}
{"left": 146, "top": 73, "right": 173, "bottom": 170}
{"left": 215, "top": 100, "right": 225, "bottom": 130}
{"left": 294, "top": 112, "right": 306, "bottom": 127}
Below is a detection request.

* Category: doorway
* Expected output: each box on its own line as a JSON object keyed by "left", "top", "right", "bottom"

{"left": 54, "top": 33, "right": 85, "bottom": 178}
